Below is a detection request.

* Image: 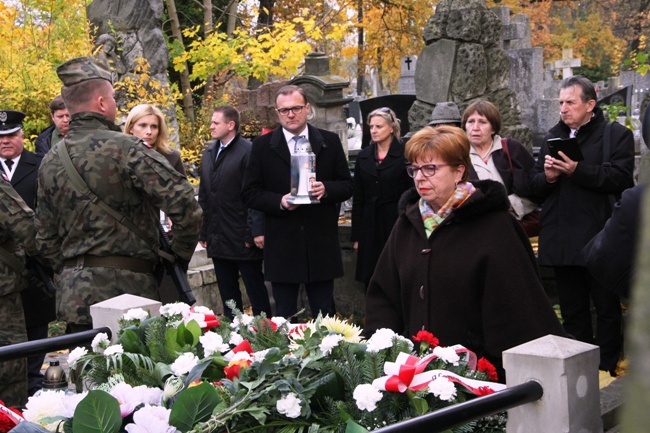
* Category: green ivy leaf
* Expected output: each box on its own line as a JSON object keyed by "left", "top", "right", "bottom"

{"left": 72, "top": 390, "right": 122, "bottom": 433}
{"left": 169, "top": 382, "right": 221, "bottom": 432}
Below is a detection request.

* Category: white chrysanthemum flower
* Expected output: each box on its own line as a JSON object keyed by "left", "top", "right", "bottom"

{"left": 276, "top": 392, "right": 302, "bottom": 418}
{"left": 192, "top": 305, "right": 214, "bottom": 315}
{"left": 124, "top": 404, "right": 178, "bottom": 433}
{"left": 110, "top": 382, "right": 164, "bottom": 417}
{"left": 251, "top": 348, "right": 271, "bottom": 362}
{"left": 230, "top": 314, "right": 254, "bottom": 330}
{"left": 160, "top": 302, "right": 191, "bottom": 319}
{"left": 319, "top": 334, "right": 344, "bottom": 356}
{"left": 229, "top": 332, "right": 244, "bottom": 346}
{"left": 271, "top": 316, "right": 287, "bottom": 328}
{"left": 23, "top": 390, "right": 67, "bottom": 430}
{"left": 104, "top": 344, "right": 124, "bottom": 357}
{"left": 122, "top": 308, "right": 149, "bottom": 322}
{"left": 394, "top": 335, "right": 414, "bottom": 351}
{"left": 365, "top": 328, "right": 398, "bottom": 353}
{"left": 353, "top": 384, "right": 383, "bottom": 411}
{"left": 170, "top": 352, "right": 200, "bottom": 376}
{"left": 200, "top": 332, "right": 229, "bottom": 357}
{"left": 433, "top": 346, "right": 460, "bottom": 366}
{"left": 60, "top": 392, "right": 88, "bottom": 418}
{"left": 91, "top": 332, "right": 110, "bottom": 353}
{"left": 428, "top": 377, "right": 457, "bottom": 401}
{"left": 67, "top": 346, "right": 88, "bottom": 368}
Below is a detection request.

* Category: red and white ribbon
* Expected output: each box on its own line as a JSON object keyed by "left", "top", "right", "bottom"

{"left": 372, "top": 350, "right": 505, "bottom": 395}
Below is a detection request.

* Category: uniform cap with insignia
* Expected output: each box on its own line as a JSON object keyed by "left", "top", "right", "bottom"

{"left": 56, "top": 56, "right": 114, "bottom": 87}
{"left": 0, "top": 110, "right": 26, "bottom": 135}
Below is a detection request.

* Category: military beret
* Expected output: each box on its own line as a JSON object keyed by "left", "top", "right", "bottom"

{"left": 56, "top": 56, "right": 113, "bottom": 87}
{"left": 0, "top": 110, "right": 26, "bottom": 135}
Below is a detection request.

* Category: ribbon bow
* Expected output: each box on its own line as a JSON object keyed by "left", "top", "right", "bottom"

{"left": 373, "top": 347, "right": 506, "bottom": 395}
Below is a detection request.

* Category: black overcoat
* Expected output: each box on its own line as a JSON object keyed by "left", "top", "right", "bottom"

{"left": 529, "top": 107, "right": 635, "bottom": 266}
{"left": 350, "top": 137, "right": 412, "bottom": 283}
{"left": 241, "top": 125, "right": 353, "bottom": 283}
{"left": 365, "top": 181, "right": 566, "bottom": 379}
{"left": 198, "top": 135, "right": 263, "bottom": 261}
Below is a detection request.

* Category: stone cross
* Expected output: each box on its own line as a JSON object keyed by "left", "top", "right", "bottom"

{"left": 398, "top": 55, "right": 417, "bottom": 95}
{"left": 554, "top": 48, "right": 581, "bottom": 79}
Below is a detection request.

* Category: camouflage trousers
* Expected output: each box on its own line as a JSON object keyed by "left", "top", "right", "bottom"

{"left": 56, "top": 266, "right": 159, "bottom": 326}
{"left": 0, "top": 292, "right": 28, "bottom": 407}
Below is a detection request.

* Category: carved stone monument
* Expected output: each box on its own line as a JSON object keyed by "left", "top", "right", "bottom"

{"left": 398, "top": 56, "right": 417, "bottom": 95}
{"left": 409, "top": 0, "right": 532, "bottom": 146}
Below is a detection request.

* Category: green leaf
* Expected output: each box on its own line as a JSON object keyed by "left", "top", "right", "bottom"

{"left": 345, "top": 419, "right": 369, "bottom": 433}
{"left": 72, "top": 390, "right": 122, "bottom": 433}
{"left": 118, "top": 329, "right": 148, "bottom": 355}
{"left": 169, "top": 382, "right": 221, "bottom": 431}
{"left": 410, "top": 396, "right": 429, "bottom": 416}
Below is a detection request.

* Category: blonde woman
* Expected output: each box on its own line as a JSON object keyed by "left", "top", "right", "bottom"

{"left": 124, "top": 104, "right": 186, "bottom": 175}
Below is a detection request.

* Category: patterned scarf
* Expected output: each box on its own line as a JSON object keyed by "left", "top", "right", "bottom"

{"left": 419, "top": 182, "right": 476, "bottom": 238}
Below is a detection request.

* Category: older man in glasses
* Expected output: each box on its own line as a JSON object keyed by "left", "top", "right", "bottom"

{"left": 242, "top": 84, "right": 353, "bottom": 320}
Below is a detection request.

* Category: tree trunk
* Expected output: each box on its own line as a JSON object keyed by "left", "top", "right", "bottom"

{"left": 356, "top": 0, "right": 364, "bottom": 96}
{"left": 164, "top": 0, "right": 195, "bottom": 122}
{"left": 226, "top": 0, "right": 238, "bottom": 37}
{"left": 247, "top": 0, "right": 275, "bottom": 90}
{"left": 203, "top": 0, "right": 214, "bottom": 102}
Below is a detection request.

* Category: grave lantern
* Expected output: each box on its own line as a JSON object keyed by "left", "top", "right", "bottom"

{"left": 288, "top": 137, "right": 318, "bottom": 205}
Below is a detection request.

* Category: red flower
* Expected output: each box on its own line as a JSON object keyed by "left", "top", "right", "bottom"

{"left": 0, "top": 400, "right": 22, "bottom": 433}
{"left": 477, "top": 357, "right": 499, "bottom": 382}
{"left": 224, "top": 359, "right": 251, "bottom": 380}
{"left": 412, "top": 330, "right": 439, "bottom": 347}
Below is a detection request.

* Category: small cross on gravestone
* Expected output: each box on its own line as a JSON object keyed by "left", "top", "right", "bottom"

{"left": 553, "top": 48, "right": 581, "bottom": 79}
{"left": 398, "top": 55, "right": 417, "bottom": 95}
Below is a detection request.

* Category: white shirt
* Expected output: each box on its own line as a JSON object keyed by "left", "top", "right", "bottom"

{"left": 282, "top": 128, "right": 309, "bottom": 154}
{"left": 1, "top": 154, "right": 21, "bottom": 180}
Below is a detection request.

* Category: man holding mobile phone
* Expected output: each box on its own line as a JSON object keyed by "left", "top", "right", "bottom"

{"left": 529, "top": 75, "right": 634, "bottom": 377}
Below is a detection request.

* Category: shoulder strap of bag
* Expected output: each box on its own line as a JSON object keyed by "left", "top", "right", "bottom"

{"left": 56, "top": 141, "right": 174, "bottom": 261}
{"left": 501, "top": 137, "right": 514, "bottom": 173}
{"left": 0, "top": 245, "right": 25, "bottom": 274}
{"left": 603, "top": 122, "right": 612, "bottom": 168}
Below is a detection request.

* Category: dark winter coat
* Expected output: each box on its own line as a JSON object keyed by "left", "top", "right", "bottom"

{"left": 34, "top": 125, "right": 56, "bottom": 155}
{"left": 199, "top": 135, "right": 263, "bottom": 261}
{"left": 529, "top": 107, "right": 635, "bottom": 266}
{"left": 365, "top": 180, "right": 565, "bottom": 378}
{"left": 241, "top": 125, "right": 353, "bottom": 283}
{"left": 9, "top": 149, "right": 42, "bottom": 209}
{"left": 350, "top": 137, "right": 413, "bottom": 283}
{"left": 583, "top": 183, "right": 645, "bottom": 298}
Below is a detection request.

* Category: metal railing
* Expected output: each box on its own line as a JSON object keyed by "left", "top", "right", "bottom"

{"left": 0, "top": 327, "right": 112, "bottom": 362}
{"left": 373, "top": 380, "right": 543, "bottom": 433}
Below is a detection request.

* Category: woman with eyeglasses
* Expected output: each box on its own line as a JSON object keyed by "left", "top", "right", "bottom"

{"left": 462, "top": 100, "right": 539, "bottom": 237}
{"left": 350, "top": 107, "right": 412, "bottom": 287}
{"left": 364, "top": 125, "right": 564, "bottom": 381}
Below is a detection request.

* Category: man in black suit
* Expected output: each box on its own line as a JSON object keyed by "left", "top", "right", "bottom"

{"left": 0, "top": 110, "right": 56, "bottom": 395}
{"left": 241, "top": 85, "right": 353, "bottom": 319}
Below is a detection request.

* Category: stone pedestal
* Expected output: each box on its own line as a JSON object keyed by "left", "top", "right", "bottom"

{"left": 503, "top": 334, "right": 603, "bottom": 433}
{"left": 90, "top": 294, "right": 162, "bottom": 342}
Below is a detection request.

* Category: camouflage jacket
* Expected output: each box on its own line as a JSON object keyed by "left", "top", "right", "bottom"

{"left": 0, "top": 177, "right": 37, "bottom": 297}
{"left": 35, "top": 112, "right": 202, "bottom": 271}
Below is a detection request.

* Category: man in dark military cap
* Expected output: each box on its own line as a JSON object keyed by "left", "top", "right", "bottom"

{"left": 35, "top": 56, "right": 203, "bottom": 333}
{"left": 0, "top": 109, "right": 55, "bottom": 396}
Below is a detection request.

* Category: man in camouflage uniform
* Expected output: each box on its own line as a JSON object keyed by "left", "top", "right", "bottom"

{"left": 0, "top": 176, "right": 36, "bottom": 407}
{"left": 35, "top": 57, "right": 202, "bottom": 332}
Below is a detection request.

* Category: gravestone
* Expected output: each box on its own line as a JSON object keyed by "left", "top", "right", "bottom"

{"left": 290, "top": 52, "right": 353, "bottom": 153}
{"left": 398, "top": 56, "right": 417, "bottom": 95}
{"left": 553, "top": 48, "right": 581, "bottom": 79}
{"left": 409, "top": 0, "right": 532, "bottom": 145}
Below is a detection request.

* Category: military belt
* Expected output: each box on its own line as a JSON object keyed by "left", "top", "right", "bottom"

{"left": 63, "top": 255, "right": 154, "bottom": 274}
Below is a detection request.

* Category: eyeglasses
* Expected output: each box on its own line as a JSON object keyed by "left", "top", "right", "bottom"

{"left": 406, "top": 163, "right": 448, "bottom": 178}
{"left": 276, "top": 105, "right": 306, "bottom": 116}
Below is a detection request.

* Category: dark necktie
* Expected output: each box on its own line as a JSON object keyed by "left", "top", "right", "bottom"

{"left": 4, "top": 159, "right": 13, "bottom": 171}
{"left": 215, "top": 144, "right": 226, "bottom": 163}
